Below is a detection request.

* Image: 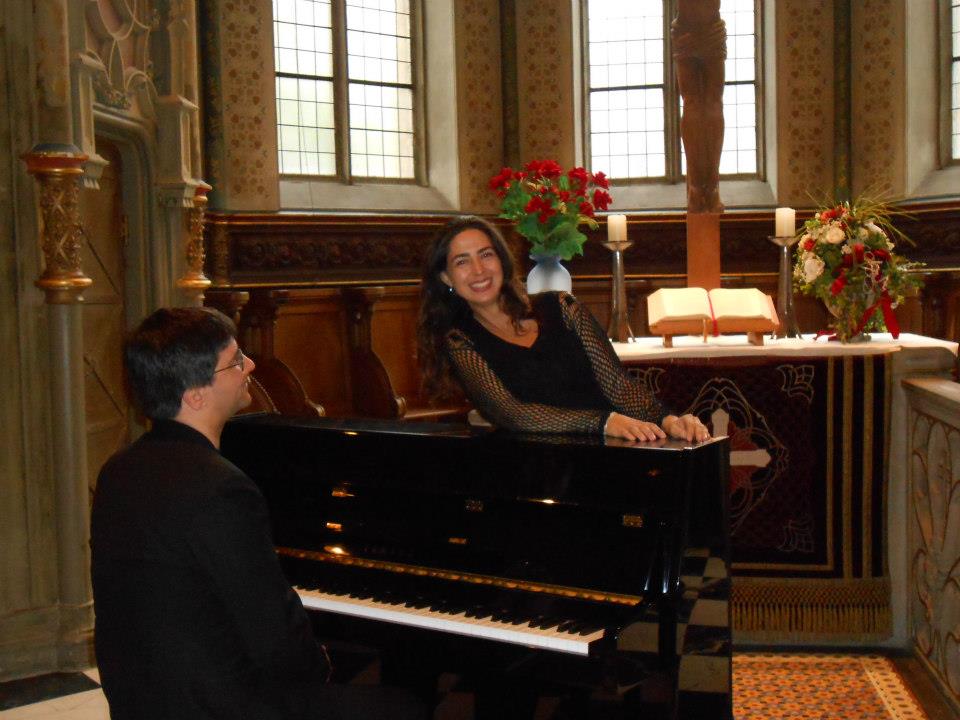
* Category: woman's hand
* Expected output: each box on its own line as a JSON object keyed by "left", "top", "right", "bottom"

{"left": 661, "top": 414, "right": 711, "bottom": 443}
{"left": 604, "top": 412, "right": 667, "bottom": 442}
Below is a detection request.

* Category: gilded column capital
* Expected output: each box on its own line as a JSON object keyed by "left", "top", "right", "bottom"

{"left": 177, "top": 182, "right": 214, "bottom": 302}
{"left": 21, "top": 143, "right": 93, "bottom": 304}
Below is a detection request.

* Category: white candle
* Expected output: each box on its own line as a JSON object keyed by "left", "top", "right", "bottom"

{"left": 607, "top": 214, "right": 627, "bottom": 243}
{"left": 775, "top": 207, "right": 795, "bottom": 237}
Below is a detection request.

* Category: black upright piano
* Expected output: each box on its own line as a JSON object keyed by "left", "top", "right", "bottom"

{"left": 222, "top": 415, "right": 731, "bottom": 719}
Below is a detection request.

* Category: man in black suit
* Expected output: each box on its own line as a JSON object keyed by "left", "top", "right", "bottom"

{"left": 91, "top": 307, "right": 422, "bottom": 720}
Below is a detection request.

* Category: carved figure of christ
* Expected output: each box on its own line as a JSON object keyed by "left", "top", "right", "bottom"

{"left": 671, "top": 0, "right": 726, "bottom": 289}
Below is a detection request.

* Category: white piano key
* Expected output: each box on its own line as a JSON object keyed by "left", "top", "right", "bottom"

{"left": 294, "top": 587, "right": 604, "bottom": 656}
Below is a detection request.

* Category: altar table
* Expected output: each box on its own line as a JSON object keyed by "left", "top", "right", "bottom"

{"left": 614, "top": 334, "right": 958, "bottom": 644}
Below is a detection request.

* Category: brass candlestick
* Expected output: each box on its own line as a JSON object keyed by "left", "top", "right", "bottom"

{"left": 769, "top": 235, "right": 802, "bottom": 338}
{"left": 603, "top": 239, "right": 634, "bottom": 343}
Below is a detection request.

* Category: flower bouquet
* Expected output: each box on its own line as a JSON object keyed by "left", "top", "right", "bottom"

{"left": 489, "top": 160, "right": 613, "bottom": 261}
{"left": 793, "top": 199, "right": 923, "bottom": 341}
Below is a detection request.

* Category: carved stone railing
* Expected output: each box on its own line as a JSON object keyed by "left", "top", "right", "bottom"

{"left": 903, "top": 378, "right": 960, "bottom": 716}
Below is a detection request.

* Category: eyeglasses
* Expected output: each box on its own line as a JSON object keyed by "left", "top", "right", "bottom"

{"left": 214, "top": 350, "right": 246, "bottom": 374}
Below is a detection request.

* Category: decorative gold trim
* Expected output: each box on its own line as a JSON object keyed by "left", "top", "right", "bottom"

{"left": 276, "top": 545, "right": 643, "bottom": 606}
{"left": 177, "top": 184, "right": 213, "bottom": 300}
{"left": 731, "top": 577, "right": 891, "bottom": 640}
{"left": 622, "top": 514, "right": 644, "bottom": 528}
{"left": 21, "top": 147, "right": 93, "bottom": 304}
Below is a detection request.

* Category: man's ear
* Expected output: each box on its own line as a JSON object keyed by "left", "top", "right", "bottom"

{"left": 181, "top": 386, "right": 206, "bottom": 413}
{"left": 439, "top": 271, "right": 452, "bottom": 288}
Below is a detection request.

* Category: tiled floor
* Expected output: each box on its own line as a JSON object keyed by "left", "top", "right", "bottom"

{"left": 0, "top": 669, "right": 106, "bottom": 719}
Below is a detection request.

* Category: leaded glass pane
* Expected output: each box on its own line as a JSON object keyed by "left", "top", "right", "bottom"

{"left": 349, "top": 82, "right": 414, "bottom": 178}
{"left": 590, "top": 87, "right": 665, "bottom": 179}
{"left": 276, "top": 76, "right": 336, "bottom": 176}
{"left": 953, "top": 59, "right": 960, "bottom": 159}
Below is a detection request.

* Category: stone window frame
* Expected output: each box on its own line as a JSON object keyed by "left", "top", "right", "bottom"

{"left": 579, "top": 0, "right": 765, "bottom": 187}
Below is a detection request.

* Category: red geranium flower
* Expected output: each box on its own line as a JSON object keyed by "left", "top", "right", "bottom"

{"left": 489, "top": 159, "right": 611, "bottom": 259}
{"left": 567, "top": 167, "right": 589, "bottom": 190}
{"left": 592, "top": 188, "right": 612, "bottom": 211}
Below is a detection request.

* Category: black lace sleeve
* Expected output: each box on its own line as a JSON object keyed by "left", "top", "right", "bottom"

{"left": 445, "top": 330, "right": 609, "bottom": 434}
{"left": 557, "top": 293, "right": 667, "bottom": 424}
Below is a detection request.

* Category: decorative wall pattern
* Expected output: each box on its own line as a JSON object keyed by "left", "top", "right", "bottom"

{"left": 907, "top": 399, "right": 960, "bottom": 715}
{"left": 201, "top": 0, "right": 279, "bottom": 210}
{"left": 514, "top": 0, "right": 574, "bottom": 168}
{"left": 850, "top": 0, "right": 905, "bottom": 199}
{"left": 776, "top": 0, "right": 836, "bottom": 206}
{"left": 455, "top": 0, "right": 504, "bottom": 213}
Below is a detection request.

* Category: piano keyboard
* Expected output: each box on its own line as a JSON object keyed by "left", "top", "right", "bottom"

{"left": 295, "top": 586, "right": 606, "bottom": 656}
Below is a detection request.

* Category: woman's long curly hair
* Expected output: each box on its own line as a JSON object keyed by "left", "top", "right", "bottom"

{"left": 417, "top": 216, "right": 530, "bottom": 400}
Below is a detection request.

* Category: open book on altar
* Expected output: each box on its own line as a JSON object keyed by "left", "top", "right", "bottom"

{"left": 647, "top": 288, "right": 780, "bottom": 347}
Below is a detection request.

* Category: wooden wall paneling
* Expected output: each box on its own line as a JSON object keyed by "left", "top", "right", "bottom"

{"left": 341, "top": 286, "right": 405, "bottom": 418}
{"left": 368, "top": 286, "right": 423, "bottom": 403}
{"left": 269, "top": 289, "right": 352, "bottom": 416}
{"left": 343, "top": 284, "right": 468, "bottom": 420}
{"left": 238, "top": 290, "right": 325, "bottom": 418}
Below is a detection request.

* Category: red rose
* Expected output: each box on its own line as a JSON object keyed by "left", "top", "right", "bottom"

{"left": 592, "top": 188, "right": 612, "bottom": 211}
{"left": 591, "top": 171, "right": 609, "bottom": 189}
{"left": 802, "top": 238, "right": 816, "bottom": 251}
{"left": 558, "top": 190, "right": 571, "bottom": 203}
{"left": 852, "top": 243, "right": 865, "bottom": 263}
{"left": 830, "top": 273, "right": 847, "bottom": 296}
{"left": 579, "top": 201, "right": 595, "bottom": 217}
{"left": 841, "top": 253, "right": 854, "bottom": 269}
{"left": 872, "top": 248, "right": 890, "bottom": 262}
{"left": 523, "top": 159, "right": 543, "bottom": 176}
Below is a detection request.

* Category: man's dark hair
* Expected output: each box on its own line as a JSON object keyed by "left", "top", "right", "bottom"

{"left": 124, "top": 307, "right": 237, "bottom": 420}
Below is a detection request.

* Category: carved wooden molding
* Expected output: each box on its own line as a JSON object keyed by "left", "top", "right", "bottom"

{"left": 203, "top": 201, "right": 960, "bottom": 285}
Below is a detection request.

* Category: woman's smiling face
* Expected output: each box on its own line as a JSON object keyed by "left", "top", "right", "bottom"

{"left": 440, "top": 228, "right": 504, "bottom": 311}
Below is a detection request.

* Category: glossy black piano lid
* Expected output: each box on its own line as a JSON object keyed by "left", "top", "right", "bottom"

{"left": 221, "top": 414, "right": 726, "bottom": 599}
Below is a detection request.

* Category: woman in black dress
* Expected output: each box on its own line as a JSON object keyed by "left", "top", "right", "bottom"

{"left": 417, "top": 216, "right": 709, "bottom": 443}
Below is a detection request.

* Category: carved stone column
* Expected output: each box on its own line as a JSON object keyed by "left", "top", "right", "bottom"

{"left": 20, "top": 143, "right": 94, "bottom": 667}
{"left": 177, "top": 183, "right": 213, "bottom": 304}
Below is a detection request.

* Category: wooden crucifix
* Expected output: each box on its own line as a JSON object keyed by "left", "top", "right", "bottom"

{"left": 672, "top": 0, "right": 726, "bottom": 289}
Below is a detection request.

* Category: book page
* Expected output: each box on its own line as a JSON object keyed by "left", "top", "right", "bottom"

{"left": 707, "top": 288, "right": 774, "bottom": 321}
{"left": 647, "top": 287, "right": 710, "bottom": 325}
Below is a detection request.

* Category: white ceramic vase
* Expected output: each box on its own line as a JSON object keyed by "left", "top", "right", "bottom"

{"left": 526, "top": 254, "right": 572, "bottom": 294}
